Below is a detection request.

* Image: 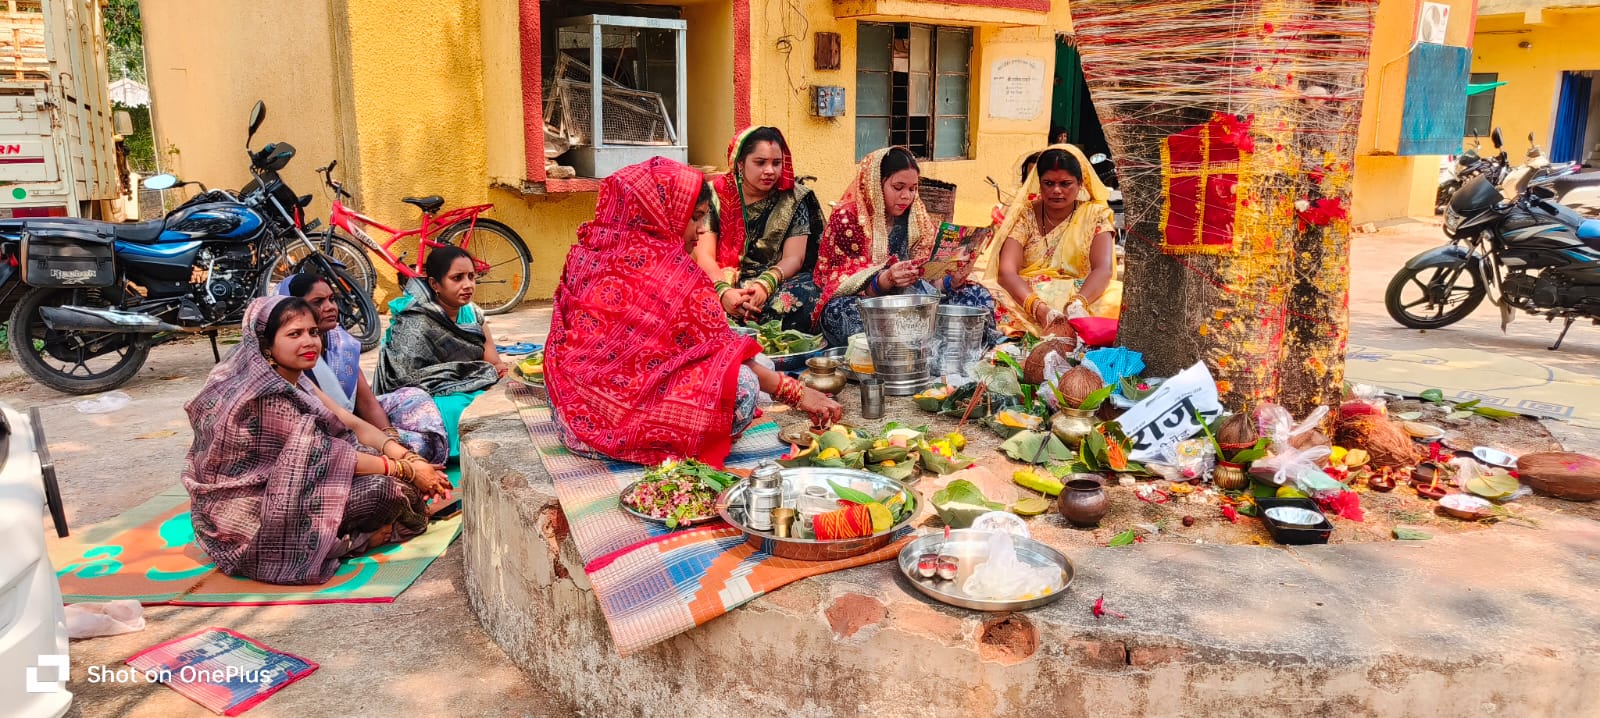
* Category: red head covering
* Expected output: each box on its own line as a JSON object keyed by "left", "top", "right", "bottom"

{"left": 711, "top": 126, "right": 797, "bottom": 269}
{"left": 545, "top": 157, "right": 761, "bottom": 468}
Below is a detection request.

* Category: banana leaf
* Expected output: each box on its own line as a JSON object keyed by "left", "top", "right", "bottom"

{"left": 777, "top": 439, "right": 817, "bottom": 468}
{"left": 869, "top": 461, "right": 917, "bottom": 481}
{"left": 816, "top": 430, "right": 857, "bottom": 453}
{"left": 913, "top": 395, "right": 946, "bottom": 412}
{"left": 812, "top": 452, "right": 867, "bottom": 470}
{"left": 920, "top": 446, "right": 974, "bottom": 475}
{"left": 866, "top": 445, "right": 911, "bottom": 464}
{"left": 1000, "top": 430, "right": 1075, "bottom": 464}
{"left": 931, "top": 479, "right": 1006, "bottom": 529}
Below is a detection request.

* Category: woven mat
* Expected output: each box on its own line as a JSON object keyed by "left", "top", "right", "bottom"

{"left": 49, "top": 475, "right": 461, "bottom": 606}
{"left": 125, "top": 627, "right": 318, "bottom": 715}
{"left": 509, "top": 383, "right": 911, "bottom": 655}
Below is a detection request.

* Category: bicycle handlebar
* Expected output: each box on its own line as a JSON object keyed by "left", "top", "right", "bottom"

{"left": 316, "top": 160, "right": 353, "bottom": 199}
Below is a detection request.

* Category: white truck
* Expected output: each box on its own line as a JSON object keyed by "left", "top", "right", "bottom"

{"left": 0, "top": 0, "right": 120, "bottom": 220}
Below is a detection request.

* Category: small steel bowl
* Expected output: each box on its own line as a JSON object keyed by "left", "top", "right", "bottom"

{"left": 1263, "top": 506, "right": 1325, "bottom": 528}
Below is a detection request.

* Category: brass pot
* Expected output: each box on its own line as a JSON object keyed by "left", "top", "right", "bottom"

{"left": 799, "top": 357, "right": 847, "bottom": 395}
{"left": 1050, "top": 407, "right": 1097, "bottom": 449}
{"left": 1057, "top": 475, "right": 1108, "bottom": 528}
{"left": 1213, "top": 462, "right": 1249, "bottom": 490}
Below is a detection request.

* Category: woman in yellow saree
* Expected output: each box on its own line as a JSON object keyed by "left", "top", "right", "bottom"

{"left": 980, "top": 144, "right": 1122, "bottom": 339}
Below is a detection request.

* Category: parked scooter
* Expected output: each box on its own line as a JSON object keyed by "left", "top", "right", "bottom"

{"left": 1436, "top": 129, "right": 1510, "bottom": 214}
{"left": 0, "top": 101, "right": 378, "bottom": 394}
{"left": 1387, "top": 170, "right": 1600, "bottom": 350}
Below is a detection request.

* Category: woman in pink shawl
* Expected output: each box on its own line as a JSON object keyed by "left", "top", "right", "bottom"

{"left": 181, "top": 295, "right": 452, "bottom": 585}
{"left": 545, "top": 157, "right": 841, "bottom": 468}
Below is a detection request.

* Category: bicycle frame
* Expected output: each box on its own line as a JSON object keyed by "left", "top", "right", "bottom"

{"left": 328, "top": 199, "right": 496, "bottom": 278}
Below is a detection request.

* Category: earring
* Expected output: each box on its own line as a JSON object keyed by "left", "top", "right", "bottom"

{"left": 262, "top": 350, "right": 278, "bottom": 368}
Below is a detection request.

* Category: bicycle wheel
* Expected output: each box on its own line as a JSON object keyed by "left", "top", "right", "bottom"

{"left": 291, "top": 255, "right": 383, "bottom": 352}
{"left": 262, "top": 230, "right": 378, "bottom": 295}
{"left": 436, "top": 218, "right": 531, "bottom": 315}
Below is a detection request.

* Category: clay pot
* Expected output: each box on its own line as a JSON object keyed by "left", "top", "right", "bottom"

{"left": 1050, "top": 407, "right": 1097, "bottom": 450}
{"left": 1212, "top": 462, "right": 1249, "bottom": 490}
{"left": 799, "top": 357, "right": 847, "bottom": 395}
{"left": 1413, "top": 482, "right": 1448, "bottom": 501}
{"left": 1058, "top": 475, "right": 1108, "bottom": 528}
{"left": 1367, "top": 474, "right": 1396, "bottom": 492}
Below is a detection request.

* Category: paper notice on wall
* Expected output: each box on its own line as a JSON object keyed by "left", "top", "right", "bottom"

{"left": 988, "top": 58, "right": 1044, "bottom": 121}
{"left": 1120, "top": 362, "right": 1225, "bottom": 463}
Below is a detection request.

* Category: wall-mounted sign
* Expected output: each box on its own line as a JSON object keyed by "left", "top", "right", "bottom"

{"left": 1417, "top": 2, "right": 1450, "bottom": 45}
{"left": 988, "top": 57, "right": 1044, "bottom": 121}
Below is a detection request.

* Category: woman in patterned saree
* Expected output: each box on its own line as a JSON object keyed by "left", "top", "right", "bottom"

{"left": 980, "top": 144, "right": 1122, "bottom": 339}
{"left": 813, "top": 147, "right": 997, "bottom": 347}
{"left": 545, "top": 157, "right": 841, "bottom": 468}
{"left": 182, "top": 295, "right": 451, "bottom": 585}
{"left": 694, "top": 126, "right": 825, "bottom": 332}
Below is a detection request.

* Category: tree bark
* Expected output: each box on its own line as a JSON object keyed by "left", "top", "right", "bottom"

{"left": 1072, "top": 0, "right": 1373, "bottom": 417}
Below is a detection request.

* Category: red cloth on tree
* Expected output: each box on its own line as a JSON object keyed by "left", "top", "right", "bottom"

{"left": 1159, "top": 113, "right": 1251, "bottom": 255}
{"left": 545, "top": 158, "right": 761, "bottom": 468}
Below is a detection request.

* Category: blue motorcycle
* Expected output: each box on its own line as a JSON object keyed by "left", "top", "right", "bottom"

{"left": 0, "top": 102, "right": 379, "bottom": 394}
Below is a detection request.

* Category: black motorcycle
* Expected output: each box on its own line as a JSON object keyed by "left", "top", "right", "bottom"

{"left": 1387, "top": 172, "right": 1600, "bottom": 350}
{"left": 0, "top": 102, "right": 379, "bottom": 394}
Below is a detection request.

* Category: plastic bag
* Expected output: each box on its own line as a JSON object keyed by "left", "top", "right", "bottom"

{"left": 961, "top": 531, "right": 1063, "bottom": 601}
{"left": 74, "top": 391, "right": 132, "bottom": 414}
{"left": 1250, "top": 403, "right": 1332, "bottom": 487}
{"left": 65, "top": 600, "right": 145, "bottom": 639}
{"left": 1039, "top": 350, "right": 1076, "bottom": 411}
{"left": 1340, "top": 383, "right": 1387, "bottom": 419}
{"left": 1162, "top": 438, "right": 1215, "bottom": 480}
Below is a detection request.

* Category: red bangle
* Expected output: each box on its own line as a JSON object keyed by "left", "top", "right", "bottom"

{"left": 382, "top": 457, "right": 391, "bottom": 477}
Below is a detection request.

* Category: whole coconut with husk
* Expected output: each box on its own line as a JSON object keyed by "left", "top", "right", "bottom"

{"left": 1024, "top": 338, "right": 1077, "bottom": 386}
{"left": 1217, "top": 412, "right": 1259, "bottom": 452}
{"left": 1052, "top": 365, "right": 1105, "bottom": 409}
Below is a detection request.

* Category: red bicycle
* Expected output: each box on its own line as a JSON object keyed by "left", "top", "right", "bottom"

{"left": 282, "top": 160, "right": 533, "bottom": 315}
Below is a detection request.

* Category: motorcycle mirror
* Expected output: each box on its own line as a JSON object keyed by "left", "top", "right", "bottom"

{"left": 1089, "top": 153, "right": 1110, "bottom": 164}
{"left": 247, "top": 101, "right": 266, "bottom": 143}
{"left": 1491, "top": 127, "right": 1504, "bottom": 149}
{"left": 142, "top": 173, "right": 179, "bottom": 190}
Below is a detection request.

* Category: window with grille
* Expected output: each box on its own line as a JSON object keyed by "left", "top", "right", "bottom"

{"left": 1464, "top": 72, "right": 1498, "bottom": 138}
{"left": 856, "top": 23, "right": 972, "bottom": 161}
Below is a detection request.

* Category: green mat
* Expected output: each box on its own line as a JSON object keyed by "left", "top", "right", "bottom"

{"left": 48, "top": 469, "right": 461, "bottom": 606}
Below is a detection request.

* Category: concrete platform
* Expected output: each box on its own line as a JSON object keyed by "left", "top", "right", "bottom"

{"left": 459, "top": 389, "right": 1600, "bottom": 717}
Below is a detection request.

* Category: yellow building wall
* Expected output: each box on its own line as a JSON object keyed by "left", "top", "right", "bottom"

{"left": 141, "top": 0, "right": 345, "bottom": 221}
{"left": 1350, "top": 0, "right": 1478, "bottom": 223}
{"left": 683, "top": 1, "right": 736, "bottom": 169}
{"left": 748, "top": 1, "right": 1070, "bottom": 226}
{"left": 1469, "top": 7, "right": 1600, "bottom": 162}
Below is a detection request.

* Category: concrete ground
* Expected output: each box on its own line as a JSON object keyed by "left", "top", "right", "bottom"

{"left": 5, "top": 218, "right": 1597, "bottom": 716}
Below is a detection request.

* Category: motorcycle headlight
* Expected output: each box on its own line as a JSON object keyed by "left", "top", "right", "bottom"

{"left": 1443, "top": 206, "right": 1464, "bottom": 234}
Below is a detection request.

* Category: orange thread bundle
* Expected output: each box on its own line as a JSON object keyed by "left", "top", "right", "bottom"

{"left": 813, "top": 503, "right": 872, "bottom": 540}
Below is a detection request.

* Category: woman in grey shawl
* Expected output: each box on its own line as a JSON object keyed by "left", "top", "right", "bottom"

{"left": 373, "top": 246, "right": 504, "bottom": 455}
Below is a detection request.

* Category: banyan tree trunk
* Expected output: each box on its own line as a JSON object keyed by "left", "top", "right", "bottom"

{"left": 1071, "top": 0, "right": 1375, "bottom": 417}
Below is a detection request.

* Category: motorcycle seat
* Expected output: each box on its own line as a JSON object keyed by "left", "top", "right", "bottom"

{"left": 402, "top": 195, "right": 444, "bottom": 214}
{"left": 1551, "top": 171, "right": 1600, "bottom": 197}
{"left": 109, "top": 220, "right": 168, "bottom": 243}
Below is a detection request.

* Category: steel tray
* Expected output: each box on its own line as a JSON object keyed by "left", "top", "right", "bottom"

{"left": 715, "top": 467, "right": 917, "bottom": 561}
{"left": 896, "top": 529, "right": 1074, "bottom": 611}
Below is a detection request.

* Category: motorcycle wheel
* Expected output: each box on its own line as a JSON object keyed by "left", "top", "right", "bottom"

{"left": 291, "top": 257, "right": 383, "bottom": 352}
{"left": 261, "top": 231, "right": 377, "bottom": 296}
{"left": 1385, "top": 262, "right": 1486, "bottom": 330}
{"left": 7, "top": 287, "right": 151, "bottom": 395}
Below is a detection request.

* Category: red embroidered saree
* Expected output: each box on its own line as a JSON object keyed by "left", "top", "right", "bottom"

{"left": 811, "top": 147, "right": 939, "bottom": 324}
{"left": 545, "top": 157, "right": 761, "bottom": 468}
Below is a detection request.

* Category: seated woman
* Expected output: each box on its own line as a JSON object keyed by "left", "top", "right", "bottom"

{"left": 546, "top": 156, "right": 842, "bottom": 468}
{"left": 374, "top": 246, "right": 505, "bottom": 456}
{"left": 813, "top": 147, "right": 997, "bottom": 347}
{"left": 182, "top": 295, "right": 452, "bottom": 585}
{"left": 693, "top": 126, "right": 825, "bottom": 332}
{"left": 981, "top": 144, "right": 1121, "bottom": 339}
{"left": 278, "top": 273, "right": 448, "bottom": 464}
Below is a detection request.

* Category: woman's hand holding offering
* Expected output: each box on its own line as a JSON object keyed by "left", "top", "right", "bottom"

{"left": 408, "top": 460, "right": 452, "bottom": 501}
{"left": 797, "top": 387, "right": 843, "bottom": 429}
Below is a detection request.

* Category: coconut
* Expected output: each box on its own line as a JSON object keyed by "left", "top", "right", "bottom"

{"left": 1023, "top": 338, "right": 1076, "bottom": 385}
{"left": 1054, "top": 364, "right": 1104, "bottom": 409}
{"left": 1217, "top": 412, "right": 1259, "bottom": 448}
{"left": 1334, "top": 414, "right": 1423, "bottom": 468}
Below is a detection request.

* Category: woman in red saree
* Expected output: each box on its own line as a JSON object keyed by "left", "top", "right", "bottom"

{"left": 812, "top": 147, "right": 998, "bottom": 347}
{"left": 545, "top": 157, "right": 841, "bottom": 468}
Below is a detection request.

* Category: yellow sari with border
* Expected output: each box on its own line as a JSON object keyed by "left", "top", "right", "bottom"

{"left": 979, "top": 144, "right": 1123, "bottom": 337}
